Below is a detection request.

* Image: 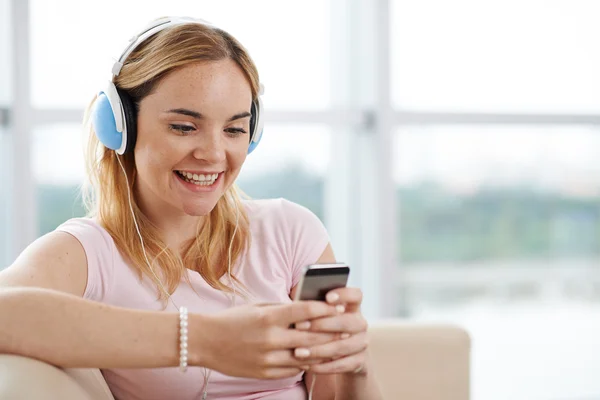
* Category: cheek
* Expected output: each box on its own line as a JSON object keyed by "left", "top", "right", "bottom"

{"left": 135, "top": 147, "right": 170, "bottom": 182}
{"left": 231, "top": 145, "right": 248, "bottom": 169}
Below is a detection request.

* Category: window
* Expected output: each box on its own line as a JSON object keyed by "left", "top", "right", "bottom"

{"left": 392, "top": 1, "right": 600, "bottom": 397}
{"left": 0, "top": 0, "right": 11, "bottom": 268}
{"left": 0, "top": 0, "right": 11, "bottom": 106}
{"left": 394, "top": 130, "right": 600, "bottom": 400}
{"left": 32, "top": 124, "right": 331, "bottom": 234}
{"left": 33, "top": 124, "right": 86, "bottom": 235}
{"left": 238, "top": 125, "right": 331, "bottom": 219}
{"left": 392, "top": 0, "right": 600, "bottom": 113}
{"left": 30, "top": 0, "right": 331, "bottom": 110}
{"left": 0, "top": 129, "right": 12, "bottom": 268}
{"left": 30, "top": 0, "right": 332, "bottom": 236}
{"left": 394, "top": 124, "right": 600, "bottom": 267}
{"left": 10, "top": 1, "right": 600, "bottom": 397}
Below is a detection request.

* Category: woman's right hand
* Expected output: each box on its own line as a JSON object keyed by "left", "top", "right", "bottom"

{"left": 189, "top": 301, "right": 341, "bottom": 379}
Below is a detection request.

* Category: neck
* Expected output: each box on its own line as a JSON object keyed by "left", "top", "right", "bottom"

{"left": 133, "top": 186, "right": 204, "bottom": 251}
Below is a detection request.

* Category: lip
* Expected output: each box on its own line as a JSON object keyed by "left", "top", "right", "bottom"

{"left": 174, "top": 171, "right": 223, "bottom": 193}
{"left": 175, "top": 169, "right": 224, "bottom": 175}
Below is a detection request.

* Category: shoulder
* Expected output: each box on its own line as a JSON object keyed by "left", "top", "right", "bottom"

{"left": 56, "top": 216, "right": 108, "bottom": 234}
{"left": 9, "top": 217, "right": 110, "bottom": 272}
{"left": 54, "top": 217, "right": 118, "bottom": 269}
{"left": 53, "top": 217, "right": 117, "bottom": 300}
{"left": 243, "top": 198, "right": 330, "bottom": 288}
{"left": 55, "top": 217, "right": 116, "bottom": 251}
{"left": 243, "top": 197, "right": 330, "bottom": 256}
{"left": 243, "top": 198, "right": 323, "bottom": 229}
{"left": 0, "top": 219, "right": 108, "bottom": 297}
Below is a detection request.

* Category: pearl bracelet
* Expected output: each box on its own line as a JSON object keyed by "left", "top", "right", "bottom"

{"left": 179, "top": 306, "right": 189, "bottom": 372}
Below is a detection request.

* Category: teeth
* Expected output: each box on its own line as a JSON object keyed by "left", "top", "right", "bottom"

{"left": 177, "top": 171, "right": 219, "bottom": 185}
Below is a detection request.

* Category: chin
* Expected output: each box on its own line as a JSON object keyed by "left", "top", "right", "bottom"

{"left": 181, "top": 200, "right": 219, "bottom": 217}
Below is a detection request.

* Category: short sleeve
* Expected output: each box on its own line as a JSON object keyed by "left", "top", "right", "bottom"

{"left": 55, "top": 218, "right": 115, "bottom": 302}
{"left": 279, "top": 199, "right": 331, "bottom": 288}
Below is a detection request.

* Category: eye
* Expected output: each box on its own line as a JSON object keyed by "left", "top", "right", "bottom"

{"left": 225, "top": 127, "right": 247, "bottom": 138}
{"left": 169, "top": 124, "right": 196, "bottom": 136}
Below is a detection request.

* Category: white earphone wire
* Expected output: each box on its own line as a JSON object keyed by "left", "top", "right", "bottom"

{"left": 308, "top": 375, "right": 317, "bottom": 400}
{"left": 116, "top": 154, "right": 179, "bottom": 309}
{"left": 228, "top": 193, "right": 240, "bottom": 307}
{"left": 116, "top": 153, "right": 242, "bottom": 399}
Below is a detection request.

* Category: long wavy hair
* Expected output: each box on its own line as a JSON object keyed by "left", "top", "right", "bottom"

{"left": 81, "top": 21, "right": 258, "bottom": 301}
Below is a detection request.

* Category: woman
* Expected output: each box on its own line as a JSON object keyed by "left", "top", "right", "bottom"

{"left": 0, "top": 17, "right": 383, "bottom": 400}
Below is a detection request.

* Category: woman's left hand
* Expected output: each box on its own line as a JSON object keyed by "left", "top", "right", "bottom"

{"left": 293, "top": 287, "right": 370, "bottom": 375}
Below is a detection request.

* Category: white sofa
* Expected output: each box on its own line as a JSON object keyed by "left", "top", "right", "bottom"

{"left": 0, "top": 321, "right": 470, "bottom": 399}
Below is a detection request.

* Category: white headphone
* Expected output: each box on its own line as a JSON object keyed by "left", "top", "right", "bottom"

{"left": 116, "top": 153, "right": 239, "bottom": 398}
{"left": 105, "top": 18, "right": 251, "bottom": 397}
{"left": 92, "top": 16, "right": 265, "bottom": 156}
{"left": 102, "top": 17, "right": 316, "bottom": 400}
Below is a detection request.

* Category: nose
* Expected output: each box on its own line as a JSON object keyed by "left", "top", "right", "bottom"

{"left": 192, "top": 127, "right": 226, "bottom": 163}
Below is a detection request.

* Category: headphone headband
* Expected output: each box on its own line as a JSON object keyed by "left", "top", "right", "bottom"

{"left": 112, "top": 17, "right": 214, "bottom": 77}
{"left": 93, "top": 16, "right": 264, "bottom": 155}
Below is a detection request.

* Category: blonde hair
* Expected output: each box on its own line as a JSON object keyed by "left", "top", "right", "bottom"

{"left": 82, "top": 22, "right": 259, "bottom": 301}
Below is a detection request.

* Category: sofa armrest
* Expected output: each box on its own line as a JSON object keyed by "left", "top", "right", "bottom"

{"left": 369, "top": 321, "right": 471, "bottom": 400}
{"left": 1, "top": 322, "right": 470, "bottom": 400}
{"left": 0, "top": 354, "right": 95, "bottom": 400}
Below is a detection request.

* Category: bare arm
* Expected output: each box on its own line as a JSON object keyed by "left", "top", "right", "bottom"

{"left": 0, "top": 231, "right": 90, "bottom": 296}
{"left": 291, "top": 243, "right": 337, "bottom": 400}
{"left": 0, "top": 232, "right": 343, "bottom": 377}
{"left": 0, "top": 286, "right": 182, "bottom": 368}
{"left": 293, "top": 243, "right": 383, "bottom": 400}
{"left": 0, "top": 231, "right": 181, "bottom": 368}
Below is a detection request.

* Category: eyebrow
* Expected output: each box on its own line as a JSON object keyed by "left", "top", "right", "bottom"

{"left": 166, "top": 108, "right": 252, "bottom": 122}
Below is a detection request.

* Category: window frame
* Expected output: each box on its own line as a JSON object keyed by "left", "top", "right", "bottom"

{"left": 7, "top": 0, "right": 600, "bottom": 321}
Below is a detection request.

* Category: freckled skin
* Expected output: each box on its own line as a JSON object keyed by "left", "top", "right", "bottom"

{"left": 133, "top": 59, "right": 252, "bottom": 223}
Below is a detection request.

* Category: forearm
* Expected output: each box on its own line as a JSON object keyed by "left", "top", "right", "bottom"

{"left": 0, "top": 287, "right": 188, "bottom": 369}
{"left": 335, "top": 359, "right": 383, "bottom": 400}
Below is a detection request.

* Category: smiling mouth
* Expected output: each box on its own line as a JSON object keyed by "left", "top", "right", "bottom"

{"left": 175, "top": 170, "right": 220, "bottom": 186}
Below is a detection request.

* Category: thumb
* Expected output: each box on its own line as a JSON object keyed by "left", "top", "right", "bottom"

{"left": 271, "top": 301, "right": 338, "bottom": 325}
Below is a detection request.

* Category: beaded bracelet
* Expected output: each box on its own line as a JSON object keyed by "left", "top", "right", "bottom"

{"left": 179, "top": 306, "right": 189, "bottom": 372}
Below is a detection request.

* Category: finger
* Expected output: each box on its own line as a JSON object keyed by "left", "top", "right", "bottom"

{"left": 326, "top": 287, "right": 363, "bottom": 311}
{"left": 294, "top": 332, "right": 368, "bottom": 361}
{"left": 279, "top": 328, "right": 340, "bottom": 349}
{"left": 306, "top": 353, "right": 366, "bottom": 375}
{"left": 255, "top": 302, "right": 283, "bottom": 307}
{"left": 295, "top": 321, "right": 311, "bottom": 330}
{"left": 271, "top": 301, "right": 338, "bottom": 325}
{"left": 299, "top": 313, "right": 368, "bottom": 334}
{"left": 263, "top": 349, "right": 324, "bottom": 369}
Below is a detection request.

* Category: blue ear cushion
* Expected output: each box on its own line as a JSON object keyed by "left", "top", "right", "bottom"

{"left": 117, "top": 88, "right": 138, "bottom": 154}
{"left": 92, "top": 93, "right": 123, "bottom": 151}
{"left": 247, "top": 133, "right": 262, "bottom": 154}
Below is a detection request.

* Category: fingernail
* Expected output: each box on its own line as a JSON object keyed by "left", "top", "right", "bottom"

{"left": 327, "top": 292, "right": 340, "bottom": 303}
{"left": 336, "top": 304, "right": 346, "bottom": 313}
{"left": 354, "top": 364, "right": 365, "bottom": 374}
{"left": 296, "top": 321, "right": 311, "bottom": 330}
{"left": 295, "top": 348, "right": 311, "bottom": 358}
{"left": 341, "top": 333, "right": 351, "bottom": 340}
{"left": 301, "top": 365, "right": 311, "bottom": 371}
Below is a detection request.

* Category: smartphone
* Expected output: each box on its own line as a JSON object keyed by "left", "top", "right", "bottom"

{"left": 294, "top": 263, "right": 351, "bottom": 301}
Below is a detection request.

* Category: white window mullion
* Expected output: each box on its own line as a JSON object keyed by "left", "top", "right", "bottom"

{"left": 30, "top": 108, "right": 367, "bottom": 126}
{"left": 326, "top": 0, "right": 396, "bottom": 320}
{"left": 395, "top": 110, "right": 600, "bottom": 125}
{"left": 326, "top": 0, "right": 361, "bottom": 296}
{"left": 371, "top": 0, "right": 397, "bottom": 318}
{"left": 10, "top": 0, "right": 35, "bottom": 259}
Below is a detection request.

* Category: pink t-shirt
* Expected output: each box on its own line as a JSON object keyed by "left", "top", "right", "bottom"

{"left": 56, "top": 198, "right": 330, "bottom": 400}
